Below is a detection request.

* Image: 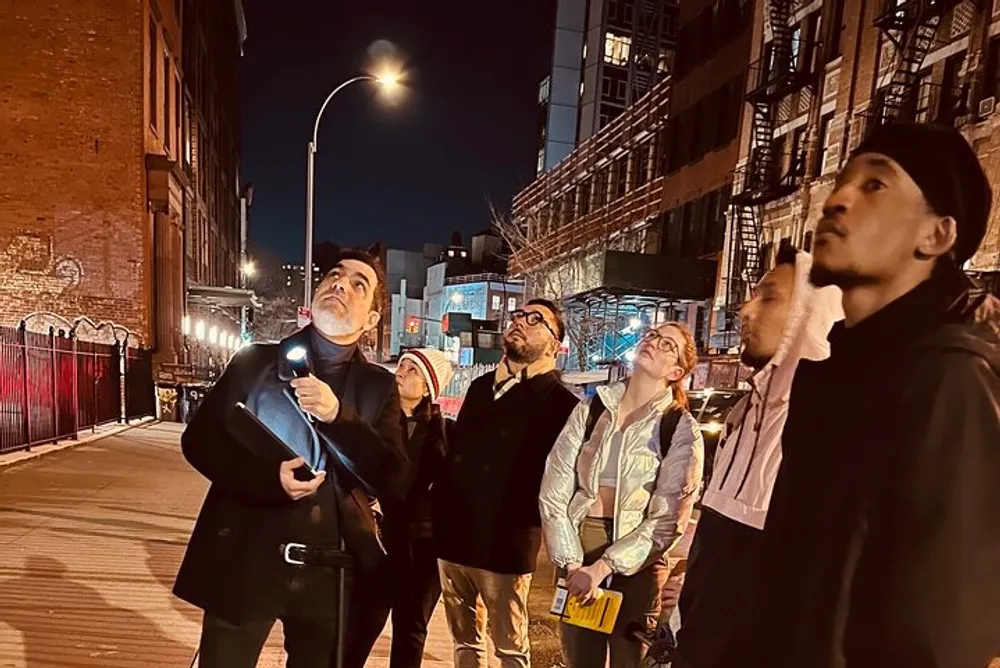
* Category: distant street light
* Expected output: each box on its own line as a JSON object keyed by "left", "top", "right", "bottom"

{"left": 303, "top": 69, "right": 404, "bottom": 308}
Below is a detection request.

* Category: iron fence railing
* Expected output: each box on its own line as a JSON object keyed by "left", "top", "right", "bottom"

{"left": 0, "top": 323, "right": 155, "bottom": 455}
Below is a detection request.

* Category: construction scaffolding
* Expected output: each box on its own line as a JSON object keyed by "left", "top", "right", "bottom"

{"left": 511, "top": 77, "right": 674, "bottom": 274}
{"left": 562, "top": 287, "right": 699, "bottom": 371}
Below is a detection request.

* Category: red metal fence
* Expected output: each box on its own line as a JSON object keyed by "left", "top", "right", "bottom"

{"left": 0, "top": 323, "right": 155, "bottom": 455}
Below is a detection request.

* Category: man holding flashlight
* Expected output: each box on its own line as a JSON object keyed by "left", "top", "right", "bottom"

{"left": 174, "top": 248, "right": 405, "bottom": 668}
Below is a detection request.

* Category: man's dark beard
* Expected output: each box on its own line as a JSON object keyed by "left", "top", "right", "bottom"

{"left": 740, "top": 348, "right": 770, "bottom": 371}
{"left": 810, "top": 263, "right": 868, "bottom": 289}
{"left": 503, "top": 337, "right": 545, "bottom": 365}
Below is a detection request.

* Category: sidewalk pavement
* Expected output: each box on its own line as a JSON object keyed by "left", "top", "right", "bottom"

{"left": 0, "top": 422, "right": 454, "bottom": 668}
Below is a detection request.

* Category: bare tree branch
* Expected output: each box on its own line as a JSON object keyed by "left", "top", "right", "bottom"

{"left": 489, "top": 202, "right": 617, "bottom": 371}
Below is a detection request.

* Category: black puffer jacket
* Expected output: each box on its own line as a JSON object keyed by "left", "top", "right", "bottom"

{"left": 173, "top": 326, "right": 405, "bottom": 625}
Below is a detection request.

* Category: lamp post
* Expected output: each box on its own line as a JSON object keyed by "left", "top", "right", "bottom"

{"left": 303, "top": 71, "right": 401, "bottom": 308}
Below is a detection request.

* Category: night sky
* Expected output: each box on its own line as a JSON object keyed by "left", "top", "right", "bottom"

{"left": 240, "top": 1, "right": 556, "bottom": 263}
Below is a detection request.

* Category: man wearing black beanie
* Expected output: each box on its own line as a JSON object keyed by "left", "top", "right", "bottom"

{"left": 752, "top": 122, "right": 1000, "bottom": 668}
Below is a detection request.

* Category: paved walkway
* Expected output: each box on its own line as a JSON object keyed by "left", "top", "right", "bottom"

{"left": 0, "top": 422, "right": 454, "bottom": 668}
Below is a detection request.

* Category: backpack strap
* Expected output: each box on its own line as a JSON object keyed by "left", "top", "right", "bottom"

{"left": 583, "top": 393, "right": 607, "bottom": 444}
{"left": 658, "top": 402, "right": 684, "bottom": 458}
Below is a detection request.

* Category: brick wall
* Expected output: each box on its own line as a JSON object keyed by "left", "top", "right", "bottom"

{"left": 0, "top": 1, "right": 149, "bottom": 341}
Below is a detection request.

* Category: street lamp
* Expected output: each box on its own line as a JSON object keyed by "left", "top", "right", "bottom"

{"left": 303, "top": 69, "right": 403, "bottom": 308}
{"left": 241, "top": 259, "right": 257, "bottom": 279}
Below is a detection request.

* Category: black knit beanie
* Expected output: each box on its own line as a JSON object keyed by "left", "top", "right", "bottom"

{"left": 851, "top": 122, "right": 992, "bottom": 265}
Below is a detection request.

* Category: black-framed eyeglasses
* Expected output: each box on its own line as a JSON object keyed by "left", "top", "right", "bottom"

{"left": 640, "top": 328, "right": 679, "bottom": 355}
{"left": 510, "top": 309, "right": 558, "bottom": 339}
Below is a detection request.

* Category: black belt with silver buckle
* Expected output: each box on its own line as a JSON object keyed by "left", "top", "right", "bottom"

{"left": 280, "top": 542, "right": 355, "bottom": 570}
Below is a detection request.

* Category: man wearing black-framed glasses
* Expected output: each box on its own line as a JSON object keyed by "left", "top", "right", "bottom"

{"left": 433, "top": 299, "right": 580, "bottom": 668}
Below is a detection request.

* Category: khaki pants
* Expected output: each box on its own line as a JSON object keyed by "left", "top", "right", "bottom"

{"left": 438, "top": 559, "right": 532, "bottom": 668}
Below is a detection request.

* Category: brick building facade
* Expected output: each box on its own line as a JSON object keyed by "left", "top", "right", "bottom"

{"left": 0, "top": 0, "right": 247, "bottom": 379}
{"left": 725, "top": 0, "right": 1000, "bottom": 334}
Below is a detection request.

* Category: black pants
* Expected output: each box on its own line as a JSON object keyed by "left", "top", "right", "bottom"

{"left": 199, "top": 611, "right": 336, "bottom": 668}
{"left": 341, "top": 536, "right": 442, "bottom": 668}
{"left": 675, "top": 507, "right": 763, "bottom": 668}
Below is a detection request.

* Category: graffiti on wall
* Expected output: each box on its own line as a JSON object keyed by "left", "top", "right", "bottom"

{"left": 0, "top": 233, "right": 83, "bottom": 297}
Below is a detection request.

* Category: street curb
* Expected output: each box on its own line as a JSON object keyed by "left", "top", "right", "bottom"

{"left": 0, "top": 416, "right": 159, "bottom": 469}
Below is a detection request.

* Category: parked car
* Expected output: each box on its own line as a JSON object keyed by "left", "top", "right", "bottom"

{"left": 687, "top": 388, "right": 747, "bottom": 484}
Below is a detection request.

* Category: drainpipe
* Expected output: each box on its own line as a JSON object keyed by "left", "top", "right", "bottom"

{"left": 840, "top": 0, "right": 872, "bottom": 166}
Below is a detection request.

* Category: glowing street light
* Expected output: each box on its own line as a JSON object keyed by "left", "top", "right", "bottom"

{"left": 303, "top": 65, "right": 406, "bottom": 308}
{"left": 241, "top": 260, "right": 257, "bottom": 278}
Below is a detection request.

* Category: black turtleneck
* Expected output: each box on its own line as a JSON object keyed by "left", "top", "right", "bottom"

{"left": 309, "top": 327, "right": 357, "bottom": 395}
{"left": 826, "top": 276, "right": 951, "bottom": 364}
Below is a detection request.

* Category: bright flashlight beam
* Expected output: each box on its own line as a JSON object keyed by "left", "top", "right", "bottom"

{"left": 376, "top": 71, "right": 401, "bottom": 90}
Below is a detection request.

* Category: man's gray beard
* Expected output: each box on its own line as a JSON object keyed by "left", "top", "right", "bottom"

{"left": 312, "top": 311, "right": 357, "bottom": 339}
{"left": 503, "top": 338, "right": 544, "bottom": 365}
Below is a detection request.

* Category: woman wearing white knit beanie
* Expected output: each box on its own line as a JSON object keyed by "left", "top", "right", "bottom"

{"left": 351, "top": 348, "right": 454, "bottom": 668}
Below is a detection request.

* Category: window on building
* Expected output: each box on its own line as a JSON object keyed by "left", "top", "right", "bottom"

{"left": 594, "top": 167, "right": 608, "bottom": 207}
{"left": 760, "top": 241, "right": 774, "bottom": 271}
{"left": 984, "top": 37, "right": 1000, "bottom": 102}
{"left": 790, "top": 25, "right": 802, "bottom": 69}
{"left": 615, "top": 157, "right": 629, "bottom": 197}
{"left": 174, "top": 75, "right": 182, "bottom": 158}
{"left": 634, "top": 141, "right": 650, "bottom": 187}
{"left": 790, "top": 126, "right": 806, "bottom": 177}
{"left": 163, "top": 53, "right": 172, "bottom": 151}
{"left": 829, "top": 0, "right": 846, "bottom": 59}
{"left": 148, "top": 20, "right": 158, "bottom": 132}
{"left": 938, "top": 54, "right": 965, "bottom": 122}
{"left": 580, "top": 81, "right": 585, "bottom": 98}
{"left": 815, "top": 112, "right": 832, "bottom": 175}
{"left": 604, "top": 33, "right": 631, "bottom": 66}
{"left": 508, "top": 297, "right": 517, "bottom": 312}
{"left": 803, "top": 230, "right": 814, "bottom": 252}
{"left": 538, "top": 76, "right": 551, "bottom": 104}
{"left": 491, "top": 295, "right": 501, "bottom": 311}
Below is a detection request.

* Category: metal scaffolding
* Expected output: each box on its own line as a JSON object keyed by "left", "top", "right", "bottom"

{"left": 562, "top": 287, "right": 694, "bottom": 371}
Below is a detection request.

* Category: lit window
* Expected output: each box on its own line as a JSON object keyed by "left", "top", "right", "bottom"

{"left": 448, "top": 250, "right": 455, "bottom": 257}
{"left": 604, "top": 33, "right": 631, "bottom": 66}
{"left": 491, "top": 295, "right": 501, "bottom": 311}
{"left": 508, "top": 297, "right": 517, "bottom": 311}
{"left": 580, "top": 81, "right": 585, "bottom": 97}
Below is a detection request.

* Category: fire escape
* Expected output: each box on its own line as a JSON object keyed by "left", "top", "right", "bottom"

{"left": 627, "top": 0, "right": 677, "bottom": 104}
{"left": 867, "top": 0, "right": 964, "bottom": 132}
{"left": 723, "top": 0, "right": 811, "bottom": 346}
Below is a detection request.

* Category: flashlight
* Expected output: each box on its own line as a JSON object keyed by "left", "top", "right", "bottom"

{"left": 285, "top": 345, "right": 314, "bottom": 422}
{"left": 286, "top": 346, "right": 311, "bottom": 379}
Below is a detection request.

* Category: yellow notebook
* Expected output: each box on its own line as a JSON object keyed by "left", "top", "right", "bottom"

{"left": 549, "top": 578, "right": 623, "bottom": 634}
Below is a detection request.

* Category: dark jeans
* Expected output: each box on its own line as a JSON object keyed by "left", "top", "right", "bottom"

{"left": 560, "top": 517, "right": 667, "bottom": 668}
{"left": 199, "top": 611, "right": 337, "bottom": 668}
{"left": 675, "top": 507, "right": 763, "bottom": 668}
{"left": 341, "top": 536, "right": 443, "bottom": 668}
